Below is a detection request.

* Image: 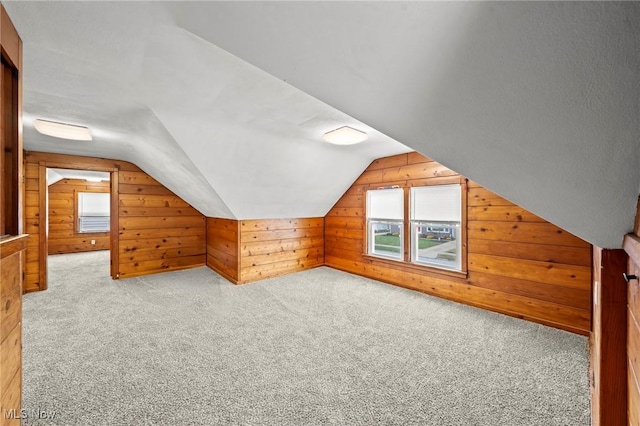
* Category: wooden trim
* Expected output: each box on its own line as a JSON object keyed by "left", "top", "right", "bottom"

{"left": 403, "top": 186, "right": 410, "bottom": 262}
{"left": 16, "top": 20, "right": 22, "bottom": 236}
{"left": 461, "top": 178, "right": 469, "bottom": 273}
{"left": 0, "top": 5, "right": 21, "bottom": 71}
{"left": 0, "top": 234, "right": 27, "bottom": 259}
{"left": 38, "top": 162, "right": 47, "bottom": 291}
{"left": 25, "top": 152, "right": 121, "bottom": 173}
{"left": 110, "top": 167, "right": 119, "bottom": 279}
{"left": 590, "top": 247, "right": 628, "bottom": 426}
{"left": 236, "top": 219, "right": 241, "bottom": 282}
{"left": 362, "top": 253, "right": 468, "bottom": 280}
{"left": 361, "top": 178, "right": 468, "bottom": 277}
{"left": 634, "top": 195, "right": 640, "bottom": 236}
{"left": 625, "top": 233, "right": 640, "bottom": 262}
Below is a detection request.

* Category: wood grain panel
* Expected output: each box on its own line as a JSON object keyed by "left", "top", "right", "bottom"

{"left": 118, "top": 194, "right": 190, "bottom": 208}
{"left": 119, "top": 235, "right": 205, "bottom": 251}
{"left": 120, "top": 246, "right": 204, "bottom": 263}
{"left": 469, "top": 271, "right": 590, "bottom": 310}
{"left": 236, "top": 218, "right": 324, "bottom": 284}
{"left": 119, "top": 206, "right": 201, "bottom": 217}
{"left": 240, "top": 226, "right": 323, "bottom": 243}
{"left": 118, "top": 170, "right": 160, "bottom": 186}
{"left": 468, "top": 253, "right": 591, "bottom": 289}
{"left": 468, "top": 221, "right": 589, "bottom": 248}
{"left": 382, "top": 161, "right": 457, "bottom": 182}
{"left": 118, "top": 255, "right": 206, "bottom": 278}
{"left": 206, "top": 218, "right": 239, "bottom": 282}
{"left": 241, "top": 236, "right": 324, "bottom": 257}
{"left": 468, "top": 239, "right": 591, "bottom": 267}
{"left": 119, "top": 215, "right": 204, "bottom": 230}
{"left": 325, "top": 152, "right": 592, "bottom": 334}
{"left": 468, "top": 187, "right": 515, "bottom": 207}
{"left": 468, "top": 205, "right": 545, "bottom": 222}
{"left": 367, "top": 154, "right": 408, "bottom": 170}
{"left": 118, "top": 183, "right": 173, "bottom": 196}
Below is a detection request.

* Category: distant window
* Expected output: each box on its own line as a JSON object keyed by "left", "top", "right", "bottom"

{"left": 410, "top": 184, "right": 462, "bottom": 271}
{"left": 366, "top": 188, "right": 404, "bottom": 260}
{"left": 78, "top": 192, "right": 110, "bottom": 233}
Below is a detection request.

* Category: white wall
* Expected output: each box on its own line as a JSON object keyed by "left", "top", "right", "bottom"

{"left": 188, "top": 2, "right": 639, "bottom": 248}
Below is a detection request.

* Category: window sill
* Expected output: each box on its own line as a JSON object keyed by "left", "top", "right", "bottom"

{"left": 362, "top": 254, "right": 468, "bottom": 280}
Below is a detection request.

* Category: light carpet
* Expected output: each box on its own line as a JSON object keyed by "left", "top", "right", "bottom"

{"left": 20, "top": 251, "right": 590, "bottom": 425}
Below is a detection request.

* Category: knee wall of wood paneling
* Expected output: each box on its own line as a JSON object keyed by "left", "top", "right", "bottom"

{"left": 325, "top": 152, "right": 592, "bottom": 335}
{"left": 48, "top": 179, "right": 110, "bottom": 255}
{"left": 206, "top": 217, "right": 324, "bottom": 284}
{"left": 24, "top": 152, "right": 207, "bottom": 292}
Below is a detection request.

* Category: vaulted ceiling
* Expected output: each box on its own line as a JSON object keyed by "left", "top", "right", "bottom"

{"left": 4, "top": 2, "right": 639, "bottom": 248}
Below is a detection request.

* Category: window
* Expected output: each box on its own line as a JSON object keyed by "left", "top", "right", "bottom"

{"left": 410, "top": 184, "right": 462, "bottom": 271}
{"left": 366, "top": 188, "right": 404, "bottom": 260}
{"left": 78, "top": 192, "right": 110, "bottom": 233}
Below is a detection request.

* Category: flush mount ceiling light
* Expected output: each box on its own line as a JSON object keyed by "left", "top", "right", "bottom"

{"left": 322, "top": 126, "right": 367, "bottom": 145}
{"left": 33, "top": 119, "right": 92, "bottom": 141}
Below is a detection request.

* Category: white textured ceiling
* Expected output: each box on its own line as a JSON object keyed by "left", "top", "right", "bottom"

{"left": 4, "top": 2, "right": 640, "bottom": 248}
{"left": 6, "top": 1, "right": 410, "bottom": 221}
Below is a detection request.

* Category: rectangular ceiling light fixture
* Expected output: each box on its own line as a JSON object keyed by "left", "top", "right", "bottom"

{"left": 34, "top": 119, "right": 92, "bottom": 141}
{"left": 322, "top": 126, "right": 367, "bottom": 145}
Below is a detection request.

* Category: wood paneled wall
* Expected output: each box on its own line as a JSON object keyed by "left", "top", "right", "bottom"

{"left": 239, "top": 218, "right": 324, "bottom": 283}
{"left": 0, "top": 236, "right": 26, "bottom": 426}
{"left": 206, "top": 218, "right": 239, "bottom": 283}
{"left": 625, "top": 198, "right": 640, "bottom": 426}
{"left": 118, "top": 166, "right": 206, "bottom": 279}
{"left": 0, "top": 6, "right": 23, "bottom": 424}
{"left": 206, "top": 218, "right": 324, "bottom": 284}
{"left": 24, "top": 152, "right": 206, "bottom": 291}
{"left": 325, "top": 152, "right": 592, "bottom": 334}
{"left": 48, "top": 178, "right": 110, "bottom": 254}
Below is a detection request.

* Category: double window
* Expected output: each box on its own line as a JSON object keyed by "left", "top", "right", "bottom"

{"left": 366, "top": 183, "right": 464, "bottom": 273}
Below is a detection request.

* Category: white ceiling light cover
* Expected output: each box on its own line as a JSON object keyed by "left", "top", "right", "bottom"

{"left": 34, "top": 119, "right": 92, "bottom": 141}
{"left": 322, "top": 126, "right": 368, "bottom": 145}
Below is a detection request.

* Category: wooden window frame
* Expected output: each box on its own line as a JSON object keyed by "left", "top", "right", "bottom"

{"left": 363, "top": 177, "right": 468, "bottom": 279}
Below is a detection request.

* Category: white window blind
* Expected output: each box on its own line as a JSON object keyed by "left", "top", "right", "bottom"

{"left": 79, "top": 192, "right": 110, "bottom": 217}
{"left": 367, "top": 188, "right": 404, "bottom": 220}
{"left": 411, "top": 184, "right": 461, "bottom": 222}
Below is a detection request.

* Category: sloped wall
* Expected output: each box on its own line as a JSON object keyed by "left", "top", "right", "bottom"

{"left": 325, "top": 152, "right": 592, "bottom": 334}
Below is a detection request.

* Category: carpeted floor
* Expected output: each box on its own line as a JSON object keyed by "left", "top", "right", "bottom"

{"left": 21, "top": 251, "right": 590, "bottom": 425}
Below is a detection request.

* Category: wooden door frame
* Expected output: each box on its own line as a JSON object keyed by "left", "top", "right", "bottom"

{"left": 39, "top": 161, "right": 120, "bottom": 288}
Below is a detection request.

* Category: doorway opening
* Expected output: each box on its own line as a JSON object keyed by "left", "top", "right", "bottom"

{"left": 45, "top": 167, "right": 114, "bottom": 282}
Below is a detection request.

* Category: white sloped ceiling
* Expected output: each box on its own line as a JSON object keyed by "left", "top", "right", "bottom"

{"left": 5, "top": 2, "right": 640, "bottom": 248}
{"left": 6, "top": 1, "right": 411, "bottom": 221}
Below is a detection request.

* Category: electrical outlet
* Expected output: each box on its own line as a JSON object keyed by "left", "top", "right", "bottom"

{"left": 91, "top": 240, "right": 96, "bottom": 245}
